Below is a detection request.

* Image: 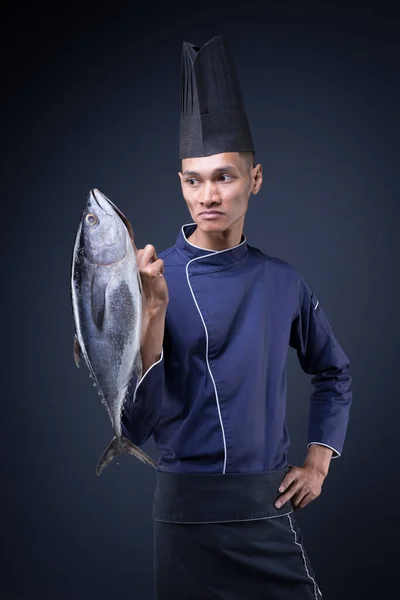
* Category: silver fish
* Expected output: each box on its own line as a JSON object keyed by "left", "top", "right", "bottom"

{"left": 71, "top": 188, "right": 157, "bottom": 475}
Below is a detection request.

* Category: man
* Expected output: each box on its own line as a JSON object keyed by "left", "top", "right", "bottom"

{"left": 122, "top": 34, "right": 352, "bottom": 599}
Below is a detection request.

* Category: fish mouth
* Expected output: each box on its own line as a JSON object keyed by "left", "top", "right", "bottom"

{"left": 90, "top": 189, "right": 113, "bottom": 215}
{"left": 88, "top": 188, "right": 135, "bottom": 247}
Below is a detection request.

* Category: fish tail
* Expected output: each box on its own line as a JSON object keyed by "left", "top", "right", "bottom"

{"left": 95, "top": 435, "right": 157, "bottom": 476}
{"left": 120, "top": 436, "right": 158, "bottom": 469}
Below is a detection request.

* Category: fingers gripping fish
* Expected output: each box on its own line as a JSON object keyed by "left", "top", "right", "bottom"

{"left": 71, "top": 188, "right": 157, "bottom": 475}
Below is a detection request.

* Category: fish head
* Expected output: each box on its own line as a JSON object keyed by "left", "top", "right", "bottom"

{"left": 80, "top": 189, "right": 132, "bottom": 265}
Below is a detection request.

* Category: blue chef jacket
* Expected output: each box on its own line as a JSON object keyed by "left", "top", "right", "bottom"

{"left": 122, "top": 223, "right": 352, "bottom": 475}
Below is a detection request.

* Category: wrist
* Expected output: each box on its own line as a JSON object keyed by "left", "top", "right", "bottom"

{"left": 140, "top": 306, "right": 166, "bottom": 373}
{"left": 303, "top": 444, "right": 333, "bottom": 478}
{"left": 303, "top": 462, "right": 328, "bottom": 479}
{"left": 142, "top": 303, "right": 167, "bottom": 322}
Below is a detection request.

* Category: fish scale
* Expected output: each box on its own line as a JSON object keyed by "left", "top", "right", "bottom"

{"left": 71, "top": 188, "right": 157, "bottom": 475}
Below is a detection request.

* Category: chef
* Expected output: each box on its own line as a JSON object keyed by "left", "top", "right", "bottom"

{"left": 122, "top": 34, "right": 352, "bottom": 600}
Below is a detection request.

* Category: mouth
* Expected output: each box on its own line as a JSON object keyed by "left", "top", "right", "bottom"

{"left": 199, "top": 210, "right": 224, "bottom": 219}
{"left": 199, "top": 210, "right": 224, "bottom": 215}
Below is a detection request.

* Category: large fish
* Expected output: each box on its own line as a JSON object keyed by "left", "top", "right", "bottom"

{"left": 71, "top": 188, "right": 157, "bottom": 475}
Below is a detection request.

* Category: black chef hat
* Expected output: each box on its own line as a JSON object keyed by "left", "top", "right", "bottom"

{"left": 179, "top": 34, "right": 255, "bottom": 159}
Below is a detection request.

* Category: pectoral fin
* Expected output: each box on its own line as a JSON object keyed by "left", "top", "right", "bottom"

{"left": 91, "top": 267, "right": 110, "bottom": 329}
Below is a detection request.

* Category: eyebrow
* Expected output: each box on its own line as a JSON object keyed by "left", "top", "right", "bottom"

{"left": 182, "top": 165, "right": 238, "bottom": 177}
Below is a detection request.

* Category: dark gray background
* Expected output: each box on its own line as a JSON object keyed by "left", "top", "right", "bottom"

{"left": 2, "top": 1, "right": 399, "bottom": 598}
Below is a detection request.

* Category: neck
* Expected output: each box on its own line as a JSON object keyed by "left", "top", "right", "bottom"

{"left": 187, "top": 219, "right": 245, "bottom": 251}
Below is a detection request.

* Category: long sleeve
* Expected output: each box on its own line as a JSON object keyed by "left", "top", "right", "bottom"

{"left": 121, "top": 351, "right": 165, "bottom": 446}
{"left": 289, "top": 273, "right": 352, "bottom": 458}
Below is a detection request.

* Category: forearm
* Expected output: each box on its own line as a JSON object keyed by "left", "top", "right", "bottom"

{"left": 122, "top": 306, "right": 166, "bottom": 446}
{"left": 140, "top": 306, "right": 166, "bottom": 373}
{"left": 303, "top": 443, "right": 333, "bottom": 478}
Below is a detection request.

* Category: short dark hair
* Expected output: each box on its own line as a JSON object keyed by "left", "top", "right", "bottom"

{"left": 180, "top": 151, "right": 256, "bottom": 172}
{"left": 238, "top": 151, "right": 256, "bottom": 170}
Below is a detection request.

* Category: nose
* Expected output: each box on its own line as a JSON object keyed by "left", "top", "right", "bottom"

{"left": 200, "top": 181, "right": 221, "bottom": 206}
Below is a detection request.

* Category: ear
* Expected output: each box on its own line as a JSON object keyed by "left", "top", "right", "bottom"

{"left": 178, "top": 171, "right": 183, "bottom": 183}
{"left": 252, "top": 164, "right": 263, "bottom": 195}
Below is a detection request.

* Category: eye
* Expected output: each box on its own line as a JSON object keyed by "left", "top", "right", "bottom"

{"left": 187, "top": 178, "right": 198, "bottom": 186}
{"left": 219, "top": 174, "right": 233, "bottom": 182}
{"left": 85, "top": 213, "right": 98, "bottom": 226}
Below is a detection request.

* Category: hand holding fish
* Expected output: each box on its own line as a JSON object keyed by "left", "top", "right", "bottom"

{"left": 135, "top": 244, "right": 168, "bottom": 374}
{"left": 136, "top": 244, "right": 169, "bottom": 313}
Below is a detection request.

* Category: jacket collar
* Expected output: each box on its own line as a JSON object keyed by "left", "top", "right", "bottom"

{"left": 176, "top": 223, "right": 248, "bottom": 269}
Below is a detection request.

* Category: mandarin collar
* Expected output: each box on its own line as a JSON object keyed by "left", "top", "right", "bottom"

{"left": 175, "top": 223, "right": 248, "bottom": 269}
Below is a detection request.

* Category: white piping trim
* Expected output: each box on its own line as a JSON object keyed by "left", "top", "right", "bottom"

{"left": 154, "top": 510, "right": 294, "bottom": 524}
{"left": 186, "top": 257, "right": 227, "bottom": 474}
{"left": 183, "top": 228, "right": 247, "bottom": 475}
{"left": 313, "top": 300, "right": 319, "bottom": 310}
{"left": 287, "top": 514, "right": 321, "bottom": 599}
{"left": 135, "top": 349, "right": 164, "bottom": 394}
{"left": 181, "top": 222, "right": 247, "bottom": 252}
{"left": 307, "top": 442, "right": 341, "bottom": 458}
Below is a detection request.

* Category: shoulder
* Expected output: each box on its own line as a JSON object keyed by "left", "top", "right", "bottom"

{"left": 158, "top": 244, "right": 181, "bottom": 267}
{"left": 247, "top": 244, "right": 300, "bottom": 279}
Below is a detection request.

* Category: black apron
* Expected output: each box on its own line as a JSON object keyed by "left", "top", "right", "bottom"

{"left": 153, "top": 468, "right": 323, "bottom": 599}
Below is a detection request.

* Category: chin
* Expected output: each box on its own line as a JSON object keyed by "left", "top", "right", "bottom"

{"left": 196, "top": 221, "right": 227, "bottom": 233}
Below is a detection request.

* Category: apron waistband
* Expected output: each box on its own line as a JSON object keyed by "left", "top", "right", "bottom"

{"left": 152, "top": 467, "right": 293, "bottom": 523}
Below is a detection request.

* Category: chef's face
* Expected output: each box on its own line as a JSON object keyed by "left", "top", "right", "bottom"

{"left": 178, "top": 152, "right": 262, "bottom": 233}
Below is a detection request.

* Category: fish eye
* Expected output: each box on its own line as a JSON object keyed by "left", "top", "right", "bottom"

{"left": 85, "top": 213, "right": 98, "bottom": 226}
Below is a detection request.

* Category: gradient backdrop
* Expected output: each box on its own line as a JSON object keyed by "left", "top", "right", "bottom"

{"left": 2, "top": 2, "right": 399, "bottom": 599}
